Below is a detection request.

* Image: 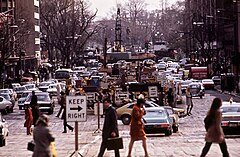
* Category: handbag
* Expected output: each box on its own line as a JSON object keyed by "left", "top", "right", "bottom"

{"left": 27, "top": 141, "right": 35, "bottom": 152}
{"left": 106, "top": 137, "right": 123, "bottom": 150}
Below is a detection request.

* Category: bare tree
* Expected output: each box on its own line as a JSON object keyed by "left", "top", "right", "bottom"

{"left": 40, "top": 0, "right": 100, "bottom": 68}
{"left": 0, "top": 11, "right": 31, "bottom": 81}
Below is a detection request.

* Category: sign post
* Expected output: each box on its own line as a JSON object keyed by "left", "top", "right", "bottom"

{"left": 67, "top": 96, "right": 87, "bottom": 157}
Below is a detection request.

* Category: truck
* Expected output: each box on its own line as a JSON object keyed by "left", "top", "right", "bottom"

{"left": 189, "top": 67, "right": 208, "bottom": 80}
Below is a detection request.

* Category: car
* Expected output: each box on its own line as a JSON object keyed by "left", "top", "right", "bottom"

{"left": 212, "top": 76, "right": 221, "bottom": 85}
{"left": 201, "top": 79, "right": 215, "bottom": 90}
{"left": 24, "top": 92, "right": 54, "bottom": 114}
{"left": 163, "top": 106, "right": 180, "bottom": 133}
{"left": 18, "top": 90, "right": 42, "bottom": 110}
{"left": 38, "top": 81, "right": 52, "bottom": 92}
{"left": 0, "top": 96, "right": 12, "bottom": 114}
{"left": 46, "top": 83, "right": 65, "bottom": 96}
{"left": 13, "top": 86, "right": 27, "bottom": 98}
{"left": 23, "top": 84, "right": 37, "bottom": 91}
{"left": 0, "top": 88, "right": 17, "bottom": 101}
{"left": 143, "top": 107, "right": 173, "bottom": 136}
{"left": 0, "top": 113, "right": 9, "bottom": 146}
{"left": 0, "top": 94, "right": 14, "bottom": 113}
{"left": 188, "top": 82, "right": 205, "bottom": 98}
{"left": 221, "top": 101, "right": 240, "bottom": 133}
{"left": 116, "top": 100, "right": 159, "bottom": 125}
{"left": 181, "top": 80, "right": 192, "bottom": 93}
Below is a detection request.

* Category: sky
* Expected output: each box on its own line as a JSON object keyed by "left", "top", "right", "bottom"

{"left": 89, "top": 0, "right": 179, "bottom": 19}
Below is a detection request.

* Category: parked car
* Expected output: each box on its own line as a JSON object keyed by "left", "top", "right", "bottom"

{"left": 212, "top": 75, "right": 221, "bottom": 85}
{"left": 201, "top": 79, "right": 215, "bottom": 90}
{"left": 0, "top": 96, "right": 12, "bottom": 114}
{"left": 18, "top": 90, "right": 42, "bottom": 110}
{"left": 163, "top": 106, "right": 180, "bottom": 133}
{"left": 0, "top": 94, "right": 14, "bottom": 113}
{"left": 0, "top": 113, "right": 8, "bottom": 146}
{"left": 221, "top": 101, "right": 240, "bottom": 133}
{"left": 116, "top": 100, "right": 159, "bottom": 125}
{"left": 24, "top": 92, "right": 54, "bottom": 114}
{"left": 188, "top": 82, "right": 205, "bottom": 98}
{"left": 143, "top": 107, "right": 173, "bottom": 136}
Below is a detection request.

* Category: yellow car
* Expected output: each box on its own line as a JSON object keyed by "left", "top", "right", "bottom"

{"left": 116, "top": 100, "right": 159, "bottom": 125}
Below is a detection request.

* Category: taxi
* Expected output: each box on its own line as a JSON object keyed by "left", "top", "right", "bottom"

{"left": 221, "top": 99, "right": 240, "bottom": 132}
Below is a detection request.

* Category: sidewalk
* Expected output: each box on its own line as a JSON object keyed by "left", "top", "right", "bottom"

{"left": 215, "top": 85, "right": 240, "bottom": 99}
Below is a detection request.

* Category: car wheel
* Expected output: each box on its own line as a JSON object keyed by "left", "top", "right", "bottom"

{"left": 19, "top": 106, "right": 22, "bottom": 110}
{"left": 2, "top": 108, "right": 8, "bottom": 115}
{"left": 173, "top": 126, "right": 178, "bottom": 133}
{"left": 121, "top": 115, "right": 131, "bottom": 125}
{"left": 200, "top": 95, "right": 203, "bottom": 99}
{"left": 9, "top": 107, "right": 13, "bottom": 113}
{"left": 48, "top": 108, "right": 54, "bottom": 115}
{"left": 0, "top": 138, "right": 5, "bottom": 147}
{"left": 165, "top": 128, "right": 173, "bottom": 136}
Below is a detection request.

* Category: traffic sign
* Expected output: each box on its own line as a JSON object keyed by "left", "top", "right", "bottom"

{"left": 66, "top": 96, "right": 87, "bottom": 122}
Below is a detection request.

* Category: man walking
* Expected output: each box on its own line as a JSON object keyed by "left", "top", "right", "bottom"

{"left": 97, "top": 97, "right": 119, "bottom": 157}
{"left": 30, "top": 91, "right": 40, "bottom": 126}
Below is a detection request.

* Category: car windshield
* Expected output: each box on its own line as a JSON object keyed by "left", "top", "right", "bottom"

{"left": 40, "top": 82, "right": 51, "bottom": 86}
{"left": 27, "top": 94, "right": 50, "bottom": 102}
{"left": 221, "top": 106, "right": 240, "bottom": 113}
{"left": 145, "top": 109, "right": 166, "bottom": 117}
{"left": 21, "top": 92, "right": 30, "bottom": 98}
{"left": 0, "top": 90, "right": 10, "bottom": 94}
{"left": 0, "top": 94, "right": 10, "bottom": 100}
{"left": 15, "top": 87, "right": 26, "bottom": 91}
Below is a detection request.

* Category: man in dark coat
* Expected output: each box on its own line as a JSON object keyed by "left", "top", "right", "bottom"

{"left": 30, "top": 91, "right": 40, "bottom": 126}
{"left": 97, "top": 97, "right": 119, "bottom": 157}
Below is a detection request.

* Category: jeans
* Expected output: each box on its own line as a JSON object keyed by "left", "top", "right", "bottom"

{"left": 200, "top": 142, "right": 229, "bottom": 157}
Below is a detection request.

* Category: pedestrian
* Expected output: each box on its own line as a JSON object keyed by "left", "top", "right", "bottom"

{"left": 97, "top": 97, "right": 119, "bottom": 157}
{"left": 200, "top": 97, "right": 229, "bottom": 157}
{"left": 24, "top": 103, "right": 33, "bottom": 135}
{"left": 167, "top": 88, "right": 174, "bottom": 107}
{"left": 185, "top": 87, "right": 193, "bottom": 116}
{"left": 30, "top": 91, "right": 40, "bottom": 126}
{"left": 127, "top": 94, "right": 149, "bottom": 157}
{"left": 61, "top": 91, "right": 73, "bottom": 133}
{"left": 56, "top": 91, "right": 64, "bottom": 118}
{"left": 33, "top": 114, "right": 55, "bottom": 157}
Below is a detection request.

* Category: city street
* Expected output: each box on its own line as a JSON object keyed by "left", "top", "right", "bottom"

{"left": 0, "top": 90, "right": 240, "bottom": 157}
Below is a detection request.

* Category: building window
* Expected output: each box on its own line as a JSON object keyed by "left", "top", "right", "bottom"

{"left": 34, "top": 0, "right": 39, "bottom": 7}
{"left": 34, "top": 12, "right": 39, "bottom": 19}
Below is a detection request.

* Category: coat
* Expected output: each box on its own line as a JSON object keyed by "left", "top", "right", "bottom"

{"left": 130, "top": 105, "right": 146, "bottom": 141}
{"left": 24, "top": 108, "right": 33, "bottom": 127}
{"left": 33, "top": 124, "right": 55, "bottom": 157}
{"left": 102, "top": 106, "right": 119, "bottom": 141}
{"left": 186, "top": 91, "right": 193, "bottom": 106}
{"left": 205, "top": 110, "right": 225, "bottom": 143}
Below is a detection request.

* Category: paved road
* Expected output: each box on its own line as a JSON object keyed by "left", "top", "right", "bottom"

{"left": 0, "top": 90, "right": 240, "bottom": 157}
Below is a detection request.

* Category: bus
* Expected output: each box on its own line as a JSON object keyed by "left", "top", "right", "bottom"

{"left": 54, "top": 68, "right": 73, "bottom": 82}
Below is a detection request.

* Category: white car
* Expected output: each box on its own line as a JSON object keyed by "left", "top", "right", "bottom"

{"left": 23, "top": 84, "right": 37, "bottom": 91}
{"left": 0, "top": 96, "right": 12, "bottom": 114}
{"left": 201, "top": 79, "right": 215, "bottom": 90}
{"left": 14, "top": 86, "right": 27, "bottom": 98}
{"left": 0, "top": 113, "right": 9, "bottom": 146}
{"left": 0, "top": 89, "right": 17, "bottom": 101}
{"left": 38, "top": 81, "right": 52, "bottom": 92}
{"left": 46, "top": 83, "right": 65, "bottom": 96}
